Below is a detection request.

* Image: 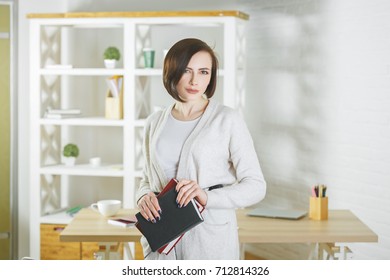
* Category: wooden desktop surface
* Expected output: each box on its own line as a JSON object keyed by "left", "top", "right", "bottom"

{"left": 236, "top": 209, "right": 377, "bottom": 243}
{"left": 60, "top": 208, "right": 141, "bottom": 243}
{"left": 60, "top": 208, "right": 378, "bottom": 244}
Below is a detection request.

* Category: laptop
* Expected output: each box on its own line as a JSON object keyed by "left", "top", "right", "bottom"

{"left": 247, "top": 207, "right": 307, "bottom": 220}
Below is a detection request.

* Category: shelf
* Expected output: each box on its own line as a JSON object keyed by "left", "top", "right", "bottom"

{"left": 40, "top": 117, "right": 125, "bottom": 127}
{"left": 40, "top": 164, "right": 124, "bottom": 177}
{"left": 27, "top": 10, "right": 250, "bottom": 20}
{"left": 39, "top": 68, "right": 125, "bottom": 76}
{"left": 29, "top": 11, "right": 246, "bottom": 259}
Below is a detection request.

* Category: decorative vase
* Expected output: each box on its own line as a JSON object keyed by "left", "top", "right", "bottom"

{"left": 104, "top": 59, "right": 116, "bottom": 69}
{"left": 64, "top": 156, "right": 76, "bottom": 166}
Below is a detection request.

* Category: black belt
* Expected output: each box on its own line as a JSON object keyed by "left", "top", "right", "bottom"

{"left": 207, "top": 184, "right": 224, "bottom": 191}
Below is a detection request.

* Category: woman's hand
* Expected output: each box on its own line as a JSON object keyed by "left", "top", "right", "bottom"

{"left": 175, "top": 179, "right": 207, "bottom": 207}
{"left": 137, "top": 192, "right": 161, "bottom": 223}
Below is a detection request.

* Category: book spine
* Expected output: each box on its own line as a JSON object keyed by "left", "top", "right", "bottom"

{"left": 44, "top": 113, "right": 81, "bottom": 119}
{"left": 47, "top": 109, "right": 81, "bottom": 115}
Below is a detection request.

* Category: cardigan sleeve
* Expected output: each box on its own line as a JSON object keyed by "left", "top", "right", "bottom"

{"left": 206, "top": 111, "right": 266, "bottom": 209}
{"left": 135, "top": 118, "right": 153, "bottom": 204}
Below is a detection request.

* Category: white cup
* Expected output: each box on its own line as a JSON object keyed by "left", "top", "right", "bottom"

{"left": 90, "top": 200, "right": 121, "bottom": 217}
{"left": 89, "top": 157, "right": 101, "bottom": 167}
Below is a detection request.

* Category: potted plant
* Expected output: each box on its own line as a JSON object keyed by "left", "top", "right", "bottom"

{"left": 63, "top": 143, "right": 79, "bottom": 166}
{"left": 103, "top": 46, "right": 121, "bottom": 69}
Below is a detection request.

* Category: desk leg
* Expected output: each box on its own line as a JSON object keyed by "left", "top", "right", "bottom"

{"left": 334, "top": 244, "right": 352, "bottom": 260}
{"left": 94, "top": 242, "right": 122, "bottom": 260}
{"left": 308, "top": 243, "right": 352, "bottom": 260}
{"left": 308, "top": 243, "right": 319, "bottom": 259}
{"left": 123, "top": 242, "right": 134, "bottom": 260}
{"left": 239, "top": 243, "right": 245, "bottom": 260}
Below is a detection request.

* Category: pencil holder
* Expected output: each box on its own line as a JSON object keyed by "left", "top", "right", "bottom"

{"left": 105, "top": 89, "right": 123, "bottom": 119}
{"left": 309, "top": 197, "right": 328, "bottom": 220}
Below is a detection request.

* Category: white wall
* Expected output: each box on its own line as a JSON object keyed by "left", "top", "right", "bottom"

{"left": 18, "top": 0, "right": 390, "bottom": 259}
{"left": 243, "top": 0, "right": 390, "bottom": 259}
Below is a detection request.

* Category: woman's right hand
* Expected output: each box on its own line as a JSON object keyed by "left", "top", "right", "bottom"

{"left": 137, "top": 192, "right": 161, "bottom": 223}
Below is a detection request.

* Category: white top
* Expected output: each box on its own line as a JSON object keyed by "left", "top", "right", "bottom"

{"left": 155, "top": 111, "right": 201, "bottom": 180}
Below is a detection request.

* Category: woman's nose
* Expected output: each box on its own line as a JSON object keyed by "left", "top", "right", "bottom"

{"left": 190, "top": 74, "right": 198, "bottom": 85}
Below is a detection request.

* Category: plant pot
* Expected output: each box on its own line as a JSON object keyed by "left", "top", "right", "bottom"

{"left": 104, "top": 59, "right": 116, "bottom": 69}
{"left": 63, "top": 156, "right": 76, "bottom": 166}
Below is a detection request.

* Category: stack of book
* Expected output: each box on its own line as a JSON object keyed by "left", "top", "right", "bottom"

{"left": 135, "top": 179, "right": 204, "bottom": 255}
{"left": 44, "top": 108, "right": 81, "bottom": 119}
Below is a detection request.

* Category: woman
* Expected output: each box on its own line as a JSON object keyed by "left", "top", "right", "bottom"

{"left": 136, "top": 38, "right": 266, "bottom": 259}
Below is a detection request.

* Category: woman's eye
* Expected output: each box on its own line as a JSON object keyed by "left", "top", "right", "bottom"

{"left": 201, "top": 70, "right": 209, "bottom": 75}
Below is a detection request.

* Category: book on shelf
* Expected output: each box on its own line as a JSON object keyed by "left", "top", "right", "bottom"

{"left": 108, "top": 217, "right": 137, "bottom": 228}
{"left": 44, "top": 113, "right": 81, "bottom": 119}
{"left": 44, "top": 108, "right": 82, "bottom": 119}
{"left": 46, "top": 108, "right": 81, "bottom": 115}
{"left": 135, "top": 178, "right": 204, "bottom": 253}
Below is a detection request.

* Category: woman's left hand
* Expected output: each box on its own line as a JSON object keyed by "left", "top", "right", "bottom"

{"left": 176, "top": 179, "right": 207, "bottom": 207}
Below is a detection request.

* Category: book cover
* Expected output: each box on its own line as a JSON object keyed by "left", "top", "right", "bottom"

{"left": 135, "top": 179, "right": 204, "bottom": 252}
{"left": 158, "top": 200, "right": 204, "bottom": 255}
{"left": 159, "top": 235, "right": 182, "bottom": 255}
{"left": 108, "top": 217, "right": 137, "bottom": 228}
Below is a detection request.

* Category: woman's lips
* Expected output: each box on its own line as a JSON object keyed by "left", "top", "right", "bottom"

{"left": 186, "top": 88, "right": 199, "bottom": 94}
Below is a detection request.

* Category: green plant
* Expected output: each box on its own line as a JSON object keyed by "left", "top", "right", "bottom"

{"left": 63, "top": 143, "right": 79, "bottom": 158}
{"left": 103, "top": 46, "right": 121, "bottom": 60}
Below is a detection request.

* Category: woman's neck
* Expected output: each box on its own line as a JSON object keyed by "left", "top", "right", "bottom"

{"left": 172, "top": 98, "right": 209, "bottom": 121}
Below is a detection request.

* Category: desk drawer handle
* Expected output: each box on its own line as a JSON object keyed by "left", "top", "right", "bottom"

{"left": 53, "top": 227, "right": 65, "bottom": 232}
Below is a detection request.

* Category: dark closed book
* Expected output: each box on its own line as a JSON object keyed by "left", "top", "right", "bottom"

{"left": 158, "top": 199, "right": 204, "bottom": 255}
{"left": 135, "top": 179, "right": 204, "bottom": 252}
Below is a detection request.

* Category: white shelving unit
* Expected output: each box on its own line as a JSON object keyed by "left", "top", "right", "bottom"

{"left": 28, "top": 11, "right": 248, "bottom": 259}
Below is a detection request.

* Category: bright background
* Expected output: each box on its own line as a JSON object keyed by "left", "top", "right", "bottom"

{"left": 16, "top": 0, "right": 390, "bottom": 260}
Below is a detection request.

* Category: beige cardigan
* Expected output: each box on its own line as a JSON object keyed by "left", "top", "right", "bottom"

{"left": 136, "top": 99, "right": 266, "bottom": 259}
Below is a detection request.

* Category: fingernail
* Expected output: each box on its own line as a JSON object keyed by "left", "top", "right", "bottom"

{"left": 147, "top": 218, "right": 150, "bottom": 222}
{"left": 178, "top": 204, "right": 182, "bottom": 208}
{"left": 157, "top": 216, "right": 161, "bottom": 221}
{"left": 152, "top": 219, "right": 156, "bottom": 223}
{"left": 158, "top": 210, "right": 162, "bottom": 214}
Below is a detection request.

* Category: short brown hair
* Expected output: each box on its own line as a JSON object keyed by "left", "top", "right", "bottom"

{"left": 163, "top": 38, "right": 219, "bottom": 102}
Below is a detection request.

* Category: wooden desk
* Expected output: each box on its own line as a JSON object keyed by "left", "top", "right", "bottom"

{"left": 59, "top": 208, "right": 141, "bottom": 260}
{"left": 60, "top": 208, "right": 141, "bottom": 243}
{"left": 237, "top": 209, "right": 377, "bottom": 243}
{"left": 60, "top": 208, "right": 378, "bottom": 260}
{"left": 236, "top": 209, "right": 378, "bottom": 259}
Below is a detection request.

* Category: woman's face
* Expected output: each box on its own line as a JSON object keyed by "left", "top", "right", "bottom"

{"left": 176, "top": 51, "right": 212, "bottom": 102}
